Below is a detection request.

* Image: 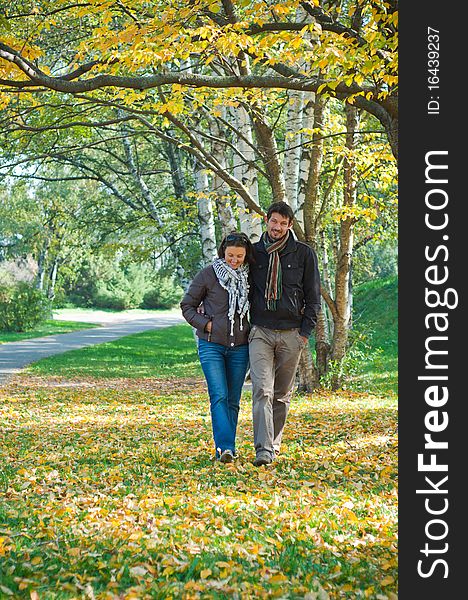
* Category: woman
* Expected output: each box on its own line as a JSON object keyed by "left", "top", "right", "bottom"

{"left": 180, "top": 232, "right": 254, "bottom": 463}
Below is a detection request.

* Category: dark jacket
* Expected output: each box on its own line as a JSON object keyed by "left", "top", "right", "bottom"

{"left": 180, "top": 265, "right": 250, "bottom": 347}
{"left": 249, "top": 234, "right": 321, "bottom": 338}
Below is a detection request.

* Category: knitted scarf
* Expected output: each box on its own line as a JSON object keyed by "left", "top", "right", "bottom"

{"left": 212, "top": 258, "right": 250, "bottom": 336}
{"left": 263, "top": 230, "right": 290, "bottom": 310}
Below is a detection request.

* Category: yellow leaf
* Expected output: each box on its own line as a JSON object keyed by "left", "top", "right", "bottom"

{"left": 270, "top": 573, "right": 288, "bottom": 583}
{"left": 343, "top": 508, "right": 358, "bottom": 522}
{"left": 200, "top": 568, "right": 212, "bottom": 579}
{"left": 31, "top": 556, "right": 42, "bottom": 565}
{"left": 381, "top": 575, "right": 395, "bottom": 586}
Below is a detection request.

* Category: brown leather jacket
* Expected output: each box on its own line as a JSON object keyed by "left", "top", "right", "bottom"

{"left": 180, "top": 265, "right": 250, "bottom": 347}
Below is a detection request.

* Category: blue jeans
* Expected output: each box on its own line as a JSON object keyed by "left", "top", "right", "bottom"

{"left": 198, "top": 339, "right": 249, "bottom": 457}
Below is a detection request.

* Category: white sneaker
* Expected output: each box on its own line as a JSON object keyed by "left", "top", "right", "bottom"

{"left": 219, "top": 449, "right": 235, "bottom": 463}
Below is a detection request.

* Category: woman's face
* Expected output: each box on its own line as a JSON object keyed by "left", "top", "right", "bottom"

{"left": 224, "top": 245, "right": 246, "bottom": 269}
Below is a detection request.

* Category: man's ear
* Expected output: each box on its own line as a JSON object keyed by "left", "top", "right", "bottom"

{"left": 264, "top": 215, "right": 268, "bottom": 223}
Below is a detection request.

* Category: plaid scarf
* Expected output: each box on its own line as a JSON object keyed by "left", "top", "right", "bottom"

{"left": 263, "top": 230, "right": 290, "bottom": 310}
{"left": 212, "top": 258, "right": 250, "bottom": 336}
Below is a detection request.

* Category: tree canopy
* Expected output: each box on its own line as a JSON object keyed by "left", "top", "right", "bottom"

{"left": 0, "top": 0, "right": 398, "bottom": 389}
{"left": 0, "top": 0, "right": 398, "bottom": 155}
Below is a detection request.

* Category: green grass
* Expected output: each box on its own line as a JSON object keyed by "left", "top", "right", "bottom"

{"left": 0, "top": 320, "right": 99, "bottom": 344}
{"left": 2, "top": 282, "right": 398, "bottom": 598}
{"left": 351, "top": 276, "right": 397, "bottom": 395}
{"left": 0, "top": 386, "right": 397, "bottom": 599}
{"left": 27, "top": 323, "right": 202, "bottom": 379}
{"left": 25, "top": 277, "right": 397, "bottom": 394}
{"left": 354, "top": 276, "right": 397, "bottom": 353}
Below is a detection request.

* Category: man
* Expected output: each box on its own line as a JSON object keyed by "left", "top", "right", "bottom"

{"left": 249, "top": 201, "right": 321, "bottom": 466}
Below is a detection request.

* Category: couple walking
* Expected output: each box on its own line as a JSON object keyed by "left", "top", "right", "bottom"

{"left": 181, "top": 202, "right": 321, "bottom": 466}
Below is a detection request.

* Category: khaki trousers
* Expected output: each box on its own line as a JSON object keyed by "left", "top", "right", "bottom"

{"left": 248, "top": 325, "right": 305, "bottom": 457}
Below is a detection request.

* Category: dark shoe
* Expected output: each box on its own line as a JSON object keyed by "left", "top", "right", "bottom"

{"left": 219, "top": 449, "right": 235, "bottom": 464}
{"left": 253, "top": 451, "right": 273, "bottom": 467}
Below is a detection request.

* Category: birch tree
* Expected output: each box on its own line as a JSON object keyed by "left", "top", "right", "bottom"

{"left": 211, "top": 116, "right": 238, "bottom": 235}
{"left": 194, "top": 159, "right": 217, "bottom": 265}
{"left": 231, "top": 106, "right": 262, "bottom": 242}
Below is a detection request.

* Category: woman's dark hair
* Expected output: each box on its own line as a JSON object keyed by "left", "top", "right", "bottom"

{"left": 218, "top": 231, "right": 255, "bottom": 264}
{"left": 266, "top": 201, "right": 294, "bottom": 224}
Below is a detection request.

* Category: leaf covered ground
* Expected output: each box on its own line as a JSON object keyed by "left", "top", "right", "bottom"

{"left": 0, "top": 379, "right": 397, "bottom": 599}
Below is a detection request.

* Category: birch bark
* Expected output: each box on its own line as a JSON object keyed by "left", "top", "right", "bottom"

{"left": 231, "top": 105, "right": 262, "bottom": 242}
{"left": 194, "top": 159, "right": 217, "bottom": 265}
{"left": 283, "top": 89, "right": 304, "bottom": 217}
{"left": 297, "top": 94, "right": 315, "bottom": 231}
{"left": 211, "top": 116, "right": 237, "bottom": 235}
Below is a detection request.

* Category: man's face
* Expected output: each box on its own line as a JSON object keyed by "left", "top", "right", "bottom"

{"left": 265, "top": 212, "right": 293, "bottom": 240}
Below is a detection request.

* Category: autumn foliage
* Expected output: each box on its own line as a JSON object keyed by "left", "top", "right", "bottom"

{"left": 0, "top": 379, "right": 397, "bottom": 599}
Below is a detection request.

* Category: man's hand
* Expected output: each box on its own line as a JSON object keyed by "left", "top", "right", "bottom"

{"left": 299, "top": 335, "right": 308, "bottom": 345}
{"left": 205, "top": 321, "right": 212, "bottom": 333}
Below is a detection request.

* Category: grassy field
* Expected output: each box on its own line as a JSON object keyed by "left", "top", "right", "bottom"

{"left": 26, "top": 324, "right": 201, "bottom": 380}
{"left": 25, "top": 277, "right": 397, "bottom": 396}
{"left": 0, "top": 320, "right": 99, "bottom": 344}
{"left": 351, "top": 277, "right": 397, "bottom": 395}
{"left": 0, "top": 384, "right": 397, "bottom": 599}
{"left": 1, "top": 277, "right": 398, "bottom": 598}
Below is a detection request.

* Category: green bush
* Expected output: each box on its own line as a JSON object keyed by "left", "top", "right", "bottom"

{"left": 93, "top": 290, "right": 131, "bottom": 311}
{"left": 0, "top": 282, "right": 51, "bottom": 332}
{"left": 62, "top": 256, "right": 184, "bottom": 311}
{"left": 141, "top": 276, "right": 183, "bottom": 309}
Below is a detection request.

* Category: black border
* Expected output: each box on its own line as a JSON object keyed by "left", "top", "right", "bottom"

{"left": 399, "top": 3, "right": 466, "bottom": 597}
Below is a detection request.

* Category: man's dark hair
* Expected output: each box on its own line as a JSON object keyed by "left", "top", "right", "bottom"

{"left": 218, "top": 231, "right": 255, "bottom": 264}
{"left": 266, "top": 201, "right": 294, "bottom": 224}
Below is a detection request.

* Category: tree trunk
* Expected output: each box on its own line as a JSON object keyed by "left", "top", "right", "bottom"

{"left": 315, "top": 309, "right": 330, "bottom": 378}
{"left": 164, "top": 139, "right": 186, "bottom": 200}
{"left": 284, "top": 89, "right": 304, "bottom": 215}
{"left": 303, "top": 94, "right": 327, "bottom": 245}
{"left": 195, "top": 159, "right": 217, "bottom": 265}
{"left": 318, "top": 227, "right": 334, "bottom": 354}
{"left": 330, "top": 103, "right": 360, "bottom": 390}
{"left": 47, "top": 258, "right": 59, "bottom": 300}
{"left": 232, "top": 106, "right": 262, "bottom": 242}
{"left": 251, "top": 111, "right": 287, "bottom": 203}
{"left": 297, "top": 93, "right": 315, "bottom": 231}
{"left": 296, "top": 94, "right": 328, "bottom": 392}
{"left": 211, "top": 117, "right": 237, "bottom": 235}
{"left": 296, "top": 341, "right": 320, "bottom": 391}
{"left": 36, "top": 240, "right": 49, "bottom": 291}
